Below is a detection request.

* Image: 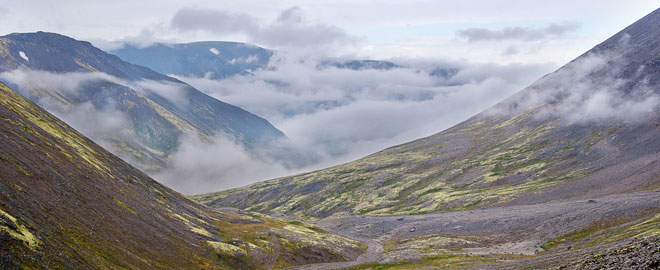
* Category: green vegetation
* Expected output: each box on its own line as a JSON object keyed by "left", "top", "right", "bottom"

{"left": 0, "top": 82, "right": 365, "bottom": 269}
{"left": 193, "top": 107, "right": 605, "bottom": 219}
{"left": 541, "top": 210, "right": 660, "bottom": 251}
{"left": 347, "top": 253, "right": 527, "bottom": 270}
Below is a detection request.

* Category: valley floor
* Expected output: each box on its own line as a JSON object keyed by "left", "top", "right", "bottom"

{"left": 285, "top": 190, "right": 660, "bottom": 269}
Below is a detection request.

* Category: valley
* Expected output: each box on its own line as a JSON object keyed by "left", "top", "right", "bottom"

{"left": 292, "top": 190, "right": 660, "bottom": 268}
{"left": 191, "top": 6, "right": 660, "bottom": 269}
{"left": 0, "top": 2, "right": 658, "bottom": 270}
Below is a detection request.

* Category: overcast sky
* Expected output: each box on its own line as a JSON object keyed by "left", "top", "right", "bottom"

{"left": 1, "top": 1, "right": 657, "bottom": 64}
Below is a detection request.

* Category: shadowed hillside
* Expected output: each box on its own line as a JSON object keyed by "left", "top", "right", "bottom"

{"left": 0, "top": 81, "right": 364, "bottom": 269}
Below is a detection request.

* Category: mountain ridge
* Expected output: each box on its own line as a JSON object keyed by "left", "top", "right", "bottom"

{"left": 0, "top": 80, "right": 364, "bottom": 269}
{"left": 112, "top": 41, "right": 273, "bottom": 79}
{"left": 194, "top": 8, "right": 660, "bottom": 219}
{"left": 0, "top": 31, "right": 288, "bottom": 174}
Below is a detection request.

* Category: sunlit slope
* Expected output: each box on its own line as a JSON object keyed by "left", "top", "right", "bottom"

{"left": 194, "top": 8, "right": 660, "bottom": 219}
{"left": 0, "top": 82, "right": 363, "bottom": 269}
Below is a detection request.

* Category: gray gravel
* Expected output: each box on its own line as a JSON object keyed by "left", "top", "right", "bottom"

{"left": 289, "top": 190, "right": 660, "bottom": 269}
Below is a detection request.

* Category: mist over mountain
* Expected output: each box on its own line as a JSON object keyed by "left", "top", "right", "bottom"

{"left": 112, "top": 41, "right": 272, "bottom": 79}
{"left": 0, "top": 81, "right": 364, "bottom": 269}
{"left": 0, "top": 32, "right": 304, "bottom": 193}
{"left": 198, "top": 7, "right": 660, "bottom": 220}
{"left": 187, "top": 9, "right": 660, "bottom": 268}
{"left": 112, "top": 41, "right": 553, "bottom": 183}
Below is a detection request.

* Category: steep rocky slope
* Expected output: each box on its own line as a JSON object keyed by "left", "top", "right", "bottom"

{"left": 0, "top": 81, "right": 363, "bottom": 269}
{"left": 194, "top": 8, "right": 660, "bottom": 219}
{"left": 0, "top": 32, "right": 286, "bottom": 172}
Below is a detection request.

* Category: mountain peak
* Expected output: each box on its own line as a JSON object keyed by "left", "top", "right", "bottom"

{"left": 0, "top": 32, "right": 289, "bottom": 183}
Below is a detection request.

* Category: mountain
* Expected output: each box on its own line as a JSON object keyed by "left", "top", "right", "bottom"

{"left": 318, "top": 60, "right": 401, "bottom": 71}
{"left": 111, "top": 42, "right": 272, "bottom": 79}
{"left": 0, "top": 81, "right": 364, "bottom": 269}
{"left": 0, "top": 32, "right": 286, "bottom": 172}
{"left": 194, "top": 9, "right": 660, "bottom": 219}
{"left": 113, "top": 42, "right": 458, "bottom": 80}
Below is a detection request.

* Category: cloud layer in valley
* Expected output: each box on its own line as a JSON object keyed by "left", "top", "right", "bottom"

{"left": 0, "top": 69, "right": 303, "bottom": 194}
{"left": 0, "top": 56, "right": 556, "bottom": 194}
{"left": 3, "top": 42, "right": 658, "bottom": 195}
{"left": 153, "top": 134, "right": 293, "bottom": 195}
{"left": 175, "top": 53, "right": 555, "bottom": 167}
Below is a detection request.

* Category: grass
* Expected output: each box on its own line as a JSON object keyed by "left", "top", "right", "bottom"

{"left": 541, "top": 210, "right": 660, "bottom": 251}
{"left": 346, "top": 253, "right": 528, "bottom": 269}
{"left": 419, "top": 187, "right": 443, "bottom": 196}
{"left": 541, "top": 229, "right": 595, "bottom": 250}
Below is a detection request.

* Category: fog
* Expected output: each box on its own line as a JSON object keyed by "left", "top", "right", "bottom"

{"left": 497, "top": 35, "right": 660, "bottom": 122}
{"left": 175, "top": 53, "right": 554, "bottom": 170}
{"left": 0, "top": 57, "right": 556, "bottom": 194}
{"left": 3, "top": 42, "right": 656, "bottom": 194}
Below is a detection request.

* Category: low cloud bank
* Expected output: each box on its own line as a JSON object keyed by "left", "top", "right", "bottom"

{"left": 153, "top": 134, "right": 294, "bottom": 194}
{"left": 12, "top": 51, "right": 647, "bottom": 195}
{"left": 175, "top": 53, "right": 554, "bottom": 172}
{"left": 499, "top": 35, "right": 660, "bottom": 122}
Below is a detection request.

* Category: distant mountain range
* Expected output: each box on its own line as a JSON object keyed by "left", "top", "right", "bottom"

{"left": 112, "top": 42, "right": 458, "bottom": 79}
{"left": 0, "top": 32, "right": 288, "bottom": 172}
{"left": 318, "top": 59, "right": 401, "bottom": 70}
{"left": 112, "top": 42, "right": 273, "bottom": 79}
{"left": 0, "top": 81, "right": 363, "bottom": 269}
{"left": 195, "top": 7, "right": 660, "bottom": 219}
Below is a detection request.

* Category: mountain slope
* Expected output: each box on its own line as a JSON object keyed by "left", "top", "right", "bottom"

{"left": 317, "top": 60, "right": 401, "bottom": 71}
{"left": 194, "top": 8, "right": 660, "bottom": 219}
{"left": 0, "top": 32, "right": 285, "bottom": 173}
{"left": 0, "top": 81, "right": 363, "bottom": 269}
{"left": 112, "top": 42, "right": 272, "bottom": 79}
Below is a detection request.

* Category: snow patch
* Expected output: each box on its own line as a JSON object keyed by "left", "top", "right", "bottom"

{"left": 209, "top": 48, "right": 220, "bottom": 55}
{"left": 19, "top": 51, "right": 29, "bottom": 62}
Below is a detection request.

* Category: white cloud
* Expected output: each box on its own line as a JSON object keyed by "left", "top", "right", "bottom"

{"left": 169, "top": 6, "right": 359, "bottom": 52}
{"left": 1, "top": 0, "right": 658, "bottom": 64}
{"left": 175, "top": 53, "right": 553, "bottom": 169}
{"left": 456, "top": 22, "right": 579, "bottom": 42}
{"left": 495, "top": 38, "right": 660, "bottom": 123}
{"left": 0, "top": 69, "right": 133, "bottom": 151}
{"left": 133, "top": 79, "right": 190, "bottom": 108}
{"left": 153, "top": 134, "right": 294, "bottom": 194}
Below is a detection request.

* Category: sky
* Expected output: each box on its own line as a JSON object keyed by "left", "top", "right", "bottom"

{"left": 0, "top": 1, "right": 657, "bottom": 64}
{"left": 1, "top": 1, "right": 658, "bottom": 193}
